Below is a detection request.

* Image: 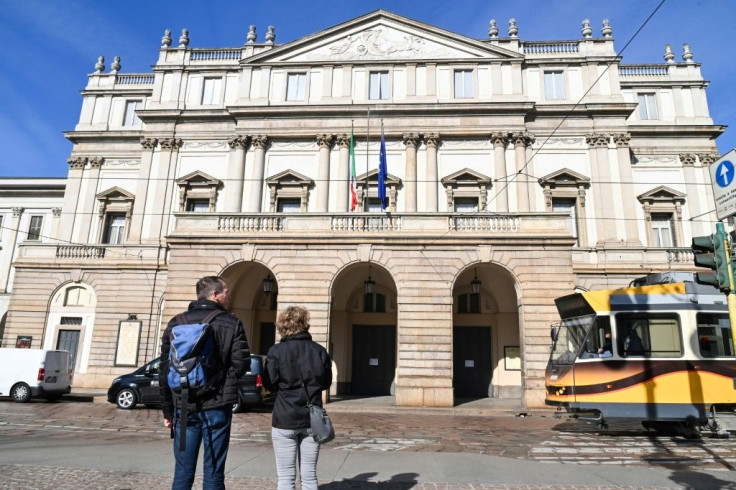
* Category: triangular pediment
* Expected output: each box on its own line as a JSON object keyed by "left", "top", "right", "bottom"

{"left": 246, "top": 10, "right": 521, "bottom": 64}
{"left": 265, "top": 169, "right": 313, "bottom": 186}
{"left": 176, "top": 170, "right": 220, "bottom": 186}
{"left": 441, "top": 168, "right": 491, "bottom": 185}
{"left": 356, "top": 168, "right": 401, "bottom": 184}
{"left": 637, "top": 185, "right": 686, "bottom": 203}
{"left": 539, "top": 168, "right": 590, "bottom": 186}
{"left": 96, "top": 186, "right": 134, "bottom": 201}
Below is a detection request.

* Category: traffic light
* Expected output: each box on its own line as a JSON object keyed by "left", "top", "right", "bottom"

{"left": 692, "top": 223, "right": 732, "bottom": 291}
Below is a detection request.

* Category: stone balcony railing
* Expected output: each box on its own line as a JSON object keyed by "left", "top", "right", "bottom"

{"left": 619, "top": 64, "right": 669, "bottom": 77}
{"left": 14, "top": 243, "right": 163, "bottom": 266}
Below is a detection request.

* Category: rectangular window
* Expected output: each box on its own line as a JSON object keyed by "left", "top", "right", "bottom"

{"left": 369, "top": 71, "right": 389, "bottom": 100}
{"left": 651, "top": 213, "right": 674, "bottom": 247}
{"left": 103, "top": 213, "right": 126, "bottom": 244}
{"left": 696, "top": 313, "right": 734, "bottom": 357}
{"left": 638, "top": 93, "right": 658, "bottom": 120}
{"left": 186, "top": 199, "right": 210, "bottom": 212}
{"left": 363, "top": 292, "right": 386, "bottom": 313}
{"left": 27, "top": 215, "right": 43, "bottom": 241}
{"left": 615, "top": 313, "right": 682, "bottom": 358}
{"left": 544, "top": 71, "right": 565, "bottom": 100}
{"left": 123, "top": 100, "right": 142, "bottom": 127}
{"left": 367, "top": 198, "right": 383, "bottom": 212}
{"left": 277, "top": 198, "right": 301, "bottom": 213}
{"left": 457, "top": 293, "right": 481, "bottom": 314}
{"left": 201, "top": 77, "right": 223, "bottom": 105}
{"left": 454, "top": 70, "right": 474, "bottom": 98}
{"left": 552, "top": 198, "right": 578, "bottom": 246}
{"left": 286, "top": 73, "right": 307, "bottom": 101}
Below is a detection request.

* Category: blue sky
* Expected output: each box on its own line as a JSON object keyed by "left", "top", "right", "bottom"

{"left": 0, "top": 0, "right": 733, "bottom": 178}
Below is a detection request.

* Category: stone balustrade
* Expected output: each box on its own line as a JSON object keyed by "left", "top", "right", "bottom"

{"left": 619, "top": 64, "right": 669, "bottom": 77}
{"left": 190, "top": 49, "right": 242, "bottom": 61}
{"left": 115, "top": 74, "right": 155, "bottom": 85}
{"left": 56, "top": 245, "right": 106, "bottom": 259}
{"left": 522, "top": 41, "right": 579, "bottom": 54}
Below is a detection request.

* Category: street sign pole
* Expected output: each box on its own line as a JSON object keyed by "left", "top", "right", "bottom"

{"left": 718, "top": 222, "right": 736, "bottom": 353}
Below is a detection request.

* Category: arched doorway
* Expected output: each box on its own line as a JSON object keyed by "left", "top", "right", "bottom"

{"left": 46, "top": 282, "right": 97, "bottom": 378}
{"left": 452, "top": 265, "right": 520, "bottom": 401}
{"left": 221, "top": 262, "right": 277, "bottom": 355}
{"left": 330, "top": 262, "right": 397, "bottom": 397}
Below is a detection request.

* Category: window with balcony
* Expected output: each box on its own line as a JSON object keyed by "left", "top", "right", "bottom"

{"left": 637, "top": 185, "right": 685, "bottom": 249}
{"left": 286, "top": 73, "right": 307, "bottom": 101}
{"left": 441, "top": 168, "right": 491, "bottom": 213}
{"left": 27, "top": 215, "right": 43, "bottom": 241}
{"left": 176, "top": 171, "right": 221, "bottom": 212}
{"left": 277, "top": 198, "right": 302, "bottom": 213}
{"left": 266, "top": 170, "right": 313, "bottom": 213}
{"left": 651, "top": 213, "right": 675, "bottom": 247}
{"left": 355, "top": 169, "right": 401, "bottom": 212}
{"left": 552, "top": 198, "right": 579, "bottom": 246}
{"left": 201, "top": 77, "right": 223, "bottom": 105}
{"left": 369, "top": 71, "right": 389, "bottom": 100}
{"left": 544, "top": 71, "right": 565, "bottom": 100}
{"left": 102, "top": 213, "right": 126, "bottom": 244}
{"left": 123, "top": 100, "right": 142, "bottom": 127}
{"left": 637, "top": 93, "right": 658, "bottom": 120}
{"left": 454, "top": 69, "right": 473, "bottom": 99}
{"left": 539, "top": 168, "right": 590, "bottom": 247}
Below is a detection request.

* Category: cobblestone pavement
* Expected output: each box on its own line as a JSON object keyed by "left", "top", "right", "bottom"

{"left": 1, "top": 399, "right": 735, "bottom": 489}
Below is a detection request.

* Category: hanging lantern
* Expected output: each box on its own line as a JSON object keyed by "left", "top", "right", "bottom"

{"left": 364, "top": 265, "right": 375, "bottom": 294}
{"left": 263, "top": 274, "right": 274, "bottom": 295}
{"left": 471, "top": 268, "right": 481, "bottom": 294}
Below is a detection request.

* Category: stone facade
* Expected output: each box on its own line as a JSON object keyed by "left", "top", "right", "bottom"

{"left": 2, "top": 11, "right": 724, "bottom": 405}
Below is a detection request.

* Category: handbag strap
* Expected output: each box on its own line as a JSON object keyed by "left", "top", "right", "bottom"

{"left": 290, "top": 354, "right": 313, "bottom": 407}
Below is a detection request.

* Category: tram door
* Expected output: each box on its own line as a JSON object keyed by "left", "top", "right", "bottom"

{"left": 453, "top": 326, "right": 491, "bottom": 398}
{"left": 351, "top": 325, "right": 396, "bottom": 395}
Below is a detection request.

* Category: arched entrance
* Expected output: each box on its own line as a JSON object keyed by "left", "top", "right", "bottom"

{"left": 46, "top": 282, "right": 97, "bottom": 378}
{"left": 329, "top": 262, "right": 397, "bottom": 397}
{"left": 452, "top": 265, "right": 520, "bottom": 401}
{"left": 221, "top": 262, "right": 277, "bottom": 355}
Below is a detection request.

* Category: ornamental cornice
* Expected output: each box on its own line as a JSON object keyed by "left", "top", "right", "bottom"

{"left": 316, "top": 134, "right": 335, "bottom": 149}
{"left": 159, "top": 138, "right": 183, "bottom": 150}
{"left": 227, "top": 136, "right": 250, "bottom": 150}
{"left": 402, "top": 133, "right": 421, "bottom": 149}
{"left": 140, "top": 137, "right": 158, "bottom": 150}
{"left": 424, "top": 133, "right": 440, "bottom": 148}
{"left": 679, "top": 153, "right": 697, "bottom": 166}
{"left": 67, "top": 156, "right": 88, "bottom": 169}
{"left": 585, "top": 133, "right": 609, "bottom": 148}
{"left": 611, "top": 133, "right": 631, "bottom": 147}
{"left": 251, "top": 135, "right": 270, "bottom": 150}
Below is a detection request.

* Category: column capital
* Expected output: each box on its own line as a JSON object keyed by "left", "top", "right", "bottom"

{"left": 316, "top": 133, "right": 335, "bottom": 149}
{"left": 679, "top": 153, "right": 697, "bottom": 166}
{"left": 227, "top": 135, "right": 250, "bottom": 150}
{"left": 89, "top": 157, "right": 105, "bottom": 168}
{"left": 337, "top": 134, "right": 352, "bottom": 148}
{"left": 159, "top": 137, "right": 183, "bottom": 150}
{"left": 12, "top": 207, "right": 24, "bottom": 217}
{"left": 510, "top": 132, "right": 534, "bottom": 148}
{"left": 424, "top": 133, "right": 440, "bottom": 148}
{"left": 251, "top": 135, "right": 270, "bottom": 150}
{"left": 52, "top": 207, "right": 62, "bottom": 217}
{"left": 66, "top": 156, "right": 88, "bottom": 169}
{"left": 611, "top": 133, "right": 631, "bottom": 147}
{"left": 490, "top": 132, "right": 509, "bottom": 148}
{"left": 699, "top": 153, "right": 720, "bottom": 166}
{"left": 585, "top": 133, "right": 609, "bottom": 148}
{"left": 402, "top": 133, "right": 421, "bottom": 148}
{"left": 140, "top": 137, "right": 158, "bottom": 150}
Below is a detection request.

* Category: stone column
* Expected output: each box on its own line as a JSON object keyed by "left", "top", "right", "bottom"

{"left": 700, "top": 152, "right": 719, "bottom": 228}
{"left": 146, "top": 137, "right": 182, "bottom": 242}
{"left": 59, "top": 157, "right": 86, "bottom": 243}
{"left": 425, "top": 133, "right": 439, "bottom": 212}
{"left": 403, "top": 133, "right": 420, "bottom": 212}
{"left": 491, "top": 132, "right": 509, "bottom": 212}
{"left": 128, "top": 138, "right": 158, "bottom": 243}
{"left": 678, "top": 153, "right": 702, "bottom": 236}
{"left": 336, "top": 134, "right": 351, "bottom": 212}
{"left": 0, "top": 207, "right": 23, "bottom": 292}
{"left": 613, "top": 134, "right": 641, "bottom": 245}
{"left": 511, "top": 132, "right": 533, "bottom": 212}
{"left": 76, "top": 157, "right": 103, "bottom": 243}
{"left": 248, "top": 135, "right": 269, "bottom": 212}
{"left": 586, "top": 133, "right": 617, "bottom": 244}
{"left": 49, "top": 207, "right": 62, "bottom": 241}
{"left": 316, "top": 134, "right": 334, "bottom": 212}
{"left": 225, "top": 136, "right": 249, "bottom": 212}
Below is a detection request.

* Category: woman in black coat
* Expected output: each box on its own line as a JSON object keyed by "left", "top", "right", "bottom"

{"left": 262, "top": 306, "right": 332, "bottom": 490}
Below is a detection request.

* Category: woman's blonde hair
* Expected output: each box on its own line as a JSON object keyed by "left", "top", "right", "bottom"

{"left": 276, "top": 305, "right": 310, "bottom": 338}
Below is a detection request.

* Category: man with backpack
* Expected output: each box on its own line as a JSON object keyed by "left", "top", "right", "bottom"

{"left": 159, "top": 275, "right": 250, "bottom": 490}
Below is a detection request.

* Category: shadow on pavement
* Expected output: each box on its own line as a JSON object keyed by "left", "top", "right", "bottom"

{"left": 320, "top": 472, "right": 418, "bottom": 489}
{"left": 668, "top": 469, "right": 736, "bottom": 490}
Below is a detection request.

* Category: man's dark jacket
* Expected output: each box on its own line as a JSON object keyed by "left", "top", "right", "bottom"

{"left": 159, "top": 299, "right": 250, "bottom": 419}
{"left": 262, "top": 332, "right": 332, "bottom": 430}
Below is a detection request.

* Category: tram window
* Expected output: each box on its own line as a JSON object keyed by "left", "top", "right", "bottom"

{"left": 615, "top": 314, "right": 682, "bottom": 357}
{"left": 696, "top": 313, "right": 734, "bottom": 357}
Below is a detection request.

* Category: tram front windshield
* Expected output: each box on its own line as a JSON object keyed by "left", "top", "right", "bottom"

{"left": 550, "top": 314, "right": 595, "bottom": 365}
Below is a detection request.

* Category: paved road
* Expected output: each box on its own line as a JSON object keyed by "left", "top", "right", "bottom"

{"left": 1, "top": 397, "right": 736, "bottom": 489}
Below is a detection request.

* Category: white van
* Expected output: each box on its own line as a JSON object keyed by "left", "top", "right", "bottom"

{"left": 0, "top": 348, "right": 72, "bottom": 402}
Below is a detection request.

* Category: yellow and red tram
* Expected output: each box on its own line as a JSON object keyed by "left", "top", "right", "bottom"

{"left": 545, "top": 272, "right": 736, "bottom": 437}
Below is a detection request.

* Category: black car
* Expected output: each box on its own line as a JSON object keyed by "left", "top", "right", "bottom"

{"left": 107, "top": 355, "right": 269, "bottom": 411}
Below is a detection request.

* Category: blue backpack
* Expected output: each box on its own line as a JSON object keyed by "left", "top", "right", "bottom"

{"left": 168, "top": 309, "right": 225, "bottom": 450}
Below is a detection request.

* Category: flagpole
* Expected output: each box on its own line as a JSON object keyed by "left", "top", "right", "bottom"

{"left": 366, "top": 107, "right": 370, "bottom": 212}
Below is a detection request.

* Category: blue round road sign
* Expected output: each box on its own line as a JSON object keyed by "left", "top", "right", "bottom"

{"left": 716, "top": 160, "right": 735, "bottom": 188}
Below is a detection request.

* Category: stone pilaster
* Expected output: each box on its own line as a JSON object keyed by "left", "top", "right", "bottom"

{"left": 425, "top": 133, "right": 439, "bottom": 212}
{"left": 225, "top": 136, "right": 250, "bottom": 212}
{"left": 248, "top": 135, "right": 269, "bottom": 212}
{"left": 146, "top": 137, "right": 182, "bottom": 243}
{"left": 316, "top": 134, "right": 335, "bottom": 212}
{"left": 77, "top": 157, "right": 104, "bottom": 243}
{"left": 129, "top": 138, "right": 158, "bottom": 243}
{"left": 613, "top": 134, "right": 640, "bottom": 244}
{"left": 403, "top": 133, "right": 420, "bottom": 212}
{"left": 491, "top": 133, "right": 509, "bottom": 212}
{"left": 59, "top": 157, "right": 87, "bottom": 242}
{"left": 336, "top": 134, "right": 351, "bottom": 212}
{"left": 586, "top": 133, "right": 617, "bottom": 244}
{"left": 510, "top": 132, "right": 533, "bottom": 212}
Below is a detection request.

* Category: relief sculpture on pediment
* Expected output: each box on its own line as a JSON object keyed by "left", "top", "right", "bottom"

{"left": 312, "top": 28, "right": 450, "bottom": 61}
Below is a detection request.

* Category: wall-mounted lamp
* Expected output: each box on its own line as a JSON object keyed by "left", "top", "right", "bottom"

{"left": 471, "top": 268, "right": 481, "bottom": 294}
{"left": 127, "top": 313, "right": 138, "bottom": 321}
{"left": 263, "top": 274, "right": 274, "bottom": 295}
{"left": 364, "top": 265, "right": 375, "bottom": 295}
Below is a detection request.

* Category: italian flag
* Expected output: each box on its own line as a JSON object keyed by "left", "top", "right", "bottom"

{"left": 349, "top": 129, "right": 358, "bottom": 211}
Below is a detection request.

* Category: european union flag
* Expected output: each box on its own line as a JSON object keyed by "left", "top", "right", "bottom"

{"left": 378, "top": 128, "right": 388, "bottom": 210}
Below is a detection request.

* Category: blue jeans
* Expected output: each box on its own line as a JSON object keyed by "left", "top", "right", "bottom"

{"left": 172, "top": 407, "right": 232, "bottom": 490}
{"left": 272, "top": 427, "right": 320, "bottom": 490}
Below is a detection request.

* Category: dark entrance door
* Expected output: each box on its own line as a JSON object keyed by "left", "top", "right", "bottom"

{"left": 259, "top": 322, "right": 275, "bottom": 355}
{"left": 352, "top": 325, "right": 396, "bottom": 396}
{"left": 453, "top": 326, "right": 491, "bottom": 398}
{"left": 57, "top": 329, "right": 81, "bottom": 372}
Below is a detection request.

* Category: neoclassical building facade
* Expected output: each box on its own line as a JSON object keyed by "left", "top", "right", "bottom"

{"left": 3, "top": 11, "right": 723, "bottom": 408}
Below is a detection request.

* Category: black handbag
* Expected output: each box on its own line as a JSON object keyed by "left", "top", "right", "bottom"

{"left": 293, "top": 358, "right": 335, "bottom": 444}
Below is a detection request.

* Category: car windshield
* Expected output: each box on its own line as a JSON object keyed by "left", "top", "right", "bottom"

{"left": 549, "top": 314, "right": 595, "bottom": 365}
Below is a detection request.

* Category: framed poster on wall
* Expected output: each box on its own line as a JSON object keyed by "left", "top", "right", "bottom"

{"left": 504, "top": 346, "right": 521, "bottom": 371}
{"left": 115, "top": 317, "right": 141, "bottom": 366}
{"left": 16, "top": 335, "right": 32, "bottom": 348}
